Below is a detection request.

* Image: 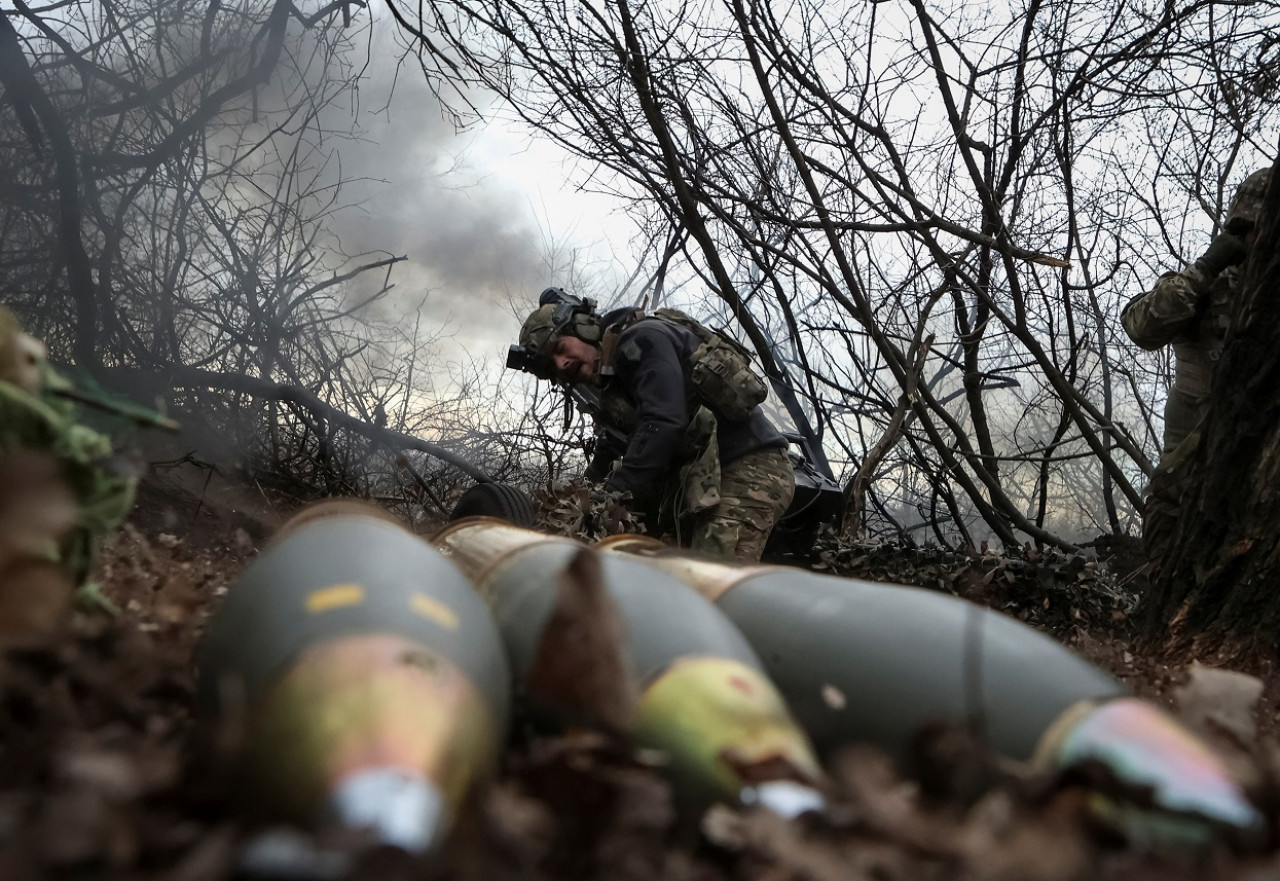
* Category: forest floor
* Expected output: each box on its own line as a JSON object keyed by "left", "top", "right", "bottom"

{"left": 4, "top": 458, "right": 1280, "bottom": 880}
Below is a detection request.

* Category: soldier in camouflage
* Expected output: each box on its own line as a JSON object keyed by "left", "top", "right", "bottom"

{"left": 1121, "top": 168, "right": 1270, "bottom": 563}
{"left": 516, "top": 292, "right": 794, "bottom": 562}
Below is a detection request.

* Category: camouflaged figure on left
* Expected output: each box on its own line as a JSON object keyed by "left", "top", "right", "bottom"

{"left": 0, "top": 308, "right": 137, "bottom": 588}
{"left": 516, "top": 292, "right": 794, "bottom": 563}
{"left": 1121, "top": 168, "right": 1270, "bottom": 563}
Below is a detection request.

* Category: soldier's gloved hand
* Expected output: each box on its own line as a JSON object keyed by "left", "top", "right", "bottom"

{"left": 1194, "top": 230, "right": 1248, "bottom": 278}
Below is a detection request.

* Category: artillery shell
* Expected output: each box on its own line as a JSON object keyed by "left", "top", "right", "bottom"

{"left": 597, "top": 538, "right": 1122, "bottom": 763}
{"left": 434, "top": 518, "right": 823, "bottom": 808}
{"left": 600, "top": 540, "right": 1261, "bottom": 838}
{"left": 197, "top": 503, "right": 509, "bottom": 854}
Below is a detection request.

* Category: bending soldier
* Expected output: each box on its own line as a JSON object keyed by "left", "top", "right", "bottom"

{"left": 1121, "top": 168, "right": 1270, "bottom": 563}
{"left": 510, "top": 289, "right": 794, "bottom": 562}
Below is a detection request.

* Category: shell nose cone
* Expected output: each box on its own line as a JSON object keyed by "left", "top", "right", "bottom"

{"left": 1051, "top": 698, "right": 1262, "bottom": 831}
{"left": 328, "top": 768, "right": 447, "bottom": 854}
{"left": 741, "top": 780, "right": 827, "bottom": 819}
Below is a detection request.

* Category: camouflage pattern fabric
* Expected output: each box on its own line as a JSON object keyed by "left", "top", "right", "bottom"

{"left": 1121, "top": 166, "right": 1269, "bottom": 458}
{"left": 1122, "top": 252, "right": 1239, "bottom": 564}
{"left": 517, "top": 304, "right": 562, "bottom": 380}
{"left": 0, "top": 312, "right": 136, "bottom": 585}
{"left": 1121, "top": 265, "right": 1235, "bottom": 455}
{"left": 676, "top": 406, "right": 721, "bottom": 515}
{"left": 643, "top": 308, "right": 768, "bottom": 421}
{"left": 1225, "top": 168, "right": 1270, "bottom": 232}
{"left": 688, "top": 335, "right": 767, "bottom": 422}
{"left": 690, "top": 446, "right": 794, "bottom": 563}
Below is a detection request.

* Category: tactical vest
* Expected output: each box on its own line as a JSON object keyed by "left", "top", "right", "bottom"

{"left": 599, "top": 307, "right": 768, "bottom": 422}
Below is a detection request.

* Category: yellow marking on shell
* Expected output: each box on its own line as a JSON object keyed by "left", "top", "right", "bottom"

{"left": 306, "top": 584, "right": 366, "bottom": 613}
{"left": 632, "top": 656, "right": 821, "bottom": 805}
{"left": 411, "top": 593, "right": 460, "bottom": 630}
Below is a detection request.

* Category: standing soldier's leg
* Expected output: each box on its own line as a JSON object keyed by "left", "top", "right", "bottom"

{"left": 691, "top": 447, "right": 795, "bottom": 563}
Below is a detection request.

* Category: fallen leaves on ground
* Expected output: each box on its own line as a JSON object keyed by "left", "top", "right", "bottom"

{"left": 0, "top": 475, "right": 1278, "bottom": 880}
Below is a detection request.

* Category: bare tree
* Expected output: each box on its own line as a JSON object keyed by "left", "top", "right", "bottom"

{"left": 0, "top": 1, "right": 515, "bottom": 512}
{"left": 398, "top": 0, "right": 1280, "bottom": 549}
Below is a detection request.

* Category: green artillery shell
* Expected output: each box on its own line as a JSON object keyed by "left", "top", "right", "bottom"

{"left": 603, "top": 538, "right": 1261, "bottom": 841}
{"left": 597, "top": 537, "right": 1123, "bottom": 764}
{"left": 197, "top": 503, "right": 510, "bottom": 853}
{"left": 434, "top": 518, "right": 822, "bottom": 809}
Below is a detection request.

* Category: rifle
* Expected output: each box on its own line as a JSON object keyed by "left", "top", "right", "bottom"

{"left": 562, "top": 380, "right": 627, "bottom": 448}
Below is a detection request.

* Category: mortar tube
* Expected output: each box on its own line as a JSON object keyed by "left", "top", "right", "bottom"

{"left": 197, "top": 506, "right": 510, "bottom": 859}
{"left": 432, "top": 519, "right": 824, "bottom": 810}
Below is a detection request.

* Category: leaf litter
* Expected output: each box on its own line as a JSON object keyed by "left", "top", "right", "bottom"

{"left": 0, "top": 473, "right": 1278, "bottom": 879}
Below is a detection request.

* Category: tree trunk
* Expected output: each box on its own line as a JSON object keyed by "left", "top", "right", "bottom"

{"left": 1141, "top": 155, "right": 1280, "bottom": 660}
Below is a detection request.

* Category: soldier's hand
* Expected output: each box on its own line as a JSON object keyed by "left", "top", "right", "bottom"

{"left": 1195, "top": 231, "right": 1248, "bottom": 277}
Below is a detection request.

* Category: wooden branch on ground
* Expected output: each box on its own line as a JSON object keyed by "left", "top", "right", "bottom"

{"left": 100, "top": 365, "right": 494, "bottom": 485}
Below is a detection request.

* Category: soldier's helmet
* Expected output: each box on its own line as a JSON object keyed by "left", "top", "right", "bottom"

{"left": 515, "top": 292, "right": 603, "bottom": 380}
{"left": 517, "top": 304, "right": 562, "bottom": 379}
{"left": 1225, "top": 168, "right": 1272, "bottom": 234}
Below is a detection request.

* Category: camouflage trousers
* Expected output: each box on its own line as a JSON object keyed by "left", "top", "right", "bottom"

{"left": 689, "top": 446, "right": 794, "bottom": 563}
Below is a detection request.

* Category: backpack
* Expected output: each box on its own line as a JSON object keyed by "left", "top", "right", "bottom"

{"left": 604, "top": 307, "right": 768, "bottom": 422}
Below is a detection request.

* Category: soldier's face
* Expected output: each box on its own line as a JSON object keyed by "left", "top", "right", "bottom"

{"left": 552, "top": 334, "right": 600, "bottom": 384}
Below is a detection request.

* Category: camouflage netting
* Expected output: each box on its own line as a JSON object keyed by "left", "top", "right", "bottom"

{"left": 531, "top": 481, "right": 1140, "bottom": 641}
{"left": 535, "top": 478, "right": 648, "bottom": 541}
{"left": 814, "top": 533, "right": 1141, "bottom": 638}
{"left": 0, "top": 309, "right": 136, "bottom": 591}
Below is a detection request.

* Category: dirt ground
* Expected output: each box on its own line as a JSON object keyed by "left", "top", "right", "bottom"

{"left": 3, "top": 460, "right": 1280, "bottom": 880}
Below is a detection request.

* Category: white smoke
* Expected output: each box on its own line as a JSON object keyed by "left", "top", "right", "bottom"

{"left": 317, "top": 25, "right": 632, "bottom": 377}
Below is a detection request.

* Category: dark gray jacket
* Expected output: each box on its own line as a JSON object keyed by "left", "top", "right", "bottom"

{"left": 590, "top": 315, "right": 786, "bottom": 501}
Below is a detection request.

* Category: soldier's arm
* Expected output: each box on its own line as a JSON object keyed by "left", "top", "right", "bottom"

{"left": 1120, "top": 266, "right": 1212, "bottom": 350}
{"left": 604, "top": 326, "right": 689, "bottom": 499}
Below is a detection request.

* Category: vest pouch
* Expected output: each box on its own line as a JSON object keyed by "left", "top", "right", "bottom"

{"left": 689, "top": 338, "right": 767, "bottom": 421}
{"left": 677, "top": 406, "right": 721, "bottom": 515}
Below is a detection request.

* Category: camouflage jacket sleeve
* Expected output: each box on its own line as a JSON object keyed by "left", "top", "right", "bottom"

{"left": 1121, "top": 265, "right": 1212, "bottom": 350}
